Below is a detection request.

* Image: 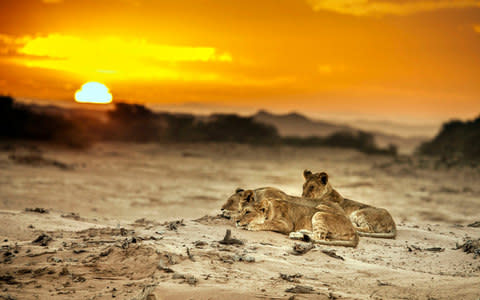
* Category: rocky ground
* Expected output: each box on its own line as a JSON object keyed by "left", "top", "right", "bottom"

{"left": 0, "top": 142, "right": 479, "bottom": 299}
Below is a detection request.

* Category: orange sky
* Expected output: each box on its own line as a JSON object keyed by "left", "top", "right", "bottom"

{"left": 0, "top": 0, "right": 479, "bottom": 122}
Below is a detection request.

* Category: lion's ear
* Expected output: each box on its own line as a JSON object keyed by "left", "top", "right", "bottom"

{"left": 244, "top": 190, "right": 254, "bottom": 203}
{"left": 303, "top": 169, "right": 313, "bottom": 179}
{"left": 319, "top": 172, "right": 328, "bottom": 185}
{"left": 235, "top": 188, "right": 244, "bottom": 194}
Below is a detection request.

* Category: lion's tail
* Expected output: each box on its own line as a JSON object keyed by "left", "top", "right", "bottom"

{"left": 313, "top": 234, "right": 359, "bottom": 248}
{"left": 357, "top": 229, "right": 396, "bottom": 239}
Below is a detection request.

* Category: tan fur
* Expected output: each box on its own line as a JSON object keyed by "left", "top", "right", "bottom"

{"left": 237, "top": 191, "right": 359, "bottom": 247}
{"left": 302, "top": 170, "right": 396, "bottom": 238}
{"left": 221, "top": 187, "right": 287, "bottom": 219}
{"left": 222, "top": 186, "right": 343, "bottom": 218}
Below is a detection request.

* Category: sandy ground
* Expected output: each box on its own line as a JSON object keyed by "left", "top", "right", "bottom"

{"left": 0, "top": 142, "right": 479, "bottom": 299}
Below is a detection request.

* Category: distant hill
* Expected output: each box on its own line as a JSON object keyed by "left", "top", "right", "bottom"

{"left": 2, "top": 97, "right": 429, "bottom": 154}
{"left": 352, "top": 119, "right": 439, "bottom": 138}
{"left": 253, "top": 110, "right": 354, "bottom": 137}
{"left": 252, "top": 110, "right": 428, "bottom": 154}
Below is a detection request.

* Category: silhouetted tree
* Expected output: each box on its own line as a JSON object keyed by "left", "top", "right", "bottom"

{"left": 198, "top": 114, "right": 279, "bottom": 143}
{"left": 419, "top": 116, "right": 480, "bottom": 161}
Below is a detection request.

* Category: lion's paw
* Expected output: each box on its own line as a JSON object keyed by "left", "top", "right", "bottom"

{"left": 289, "top": 232, "right": 305, "bottom": 240}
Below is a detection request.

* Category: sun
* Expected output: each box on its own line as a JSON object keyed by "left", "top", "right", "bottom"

{"left": 74, "top": 82, "right": 113, "bottom": 104}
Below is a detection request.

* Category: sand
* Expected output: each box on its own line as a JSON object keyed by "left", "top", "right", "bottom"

{"left": 0, "top": 142, "right": 479, "bottom": 299}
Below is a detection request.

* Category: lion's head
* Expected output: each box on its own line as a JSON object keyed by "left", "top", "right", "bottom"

{"left": 302, "top": 169, "right": 332, "bottom": 198}
{"left": 236, "top": 198, "right": 269, "bottom": 229}
{"left": 221, "top": 188, "right": 255, "bottom": 218}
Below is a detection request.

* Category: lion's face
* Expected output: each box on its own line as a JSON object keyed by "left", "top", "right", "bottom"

{"left": 302, "top": 170, "right": 329, "bottom": 198}
{"left": 221, "top": 188, "right": 244, "bottom": 218}
{"left": 236, "top": 200, "right": 268, "bottom": 229}
{"left": 221, "top": 188, "right": 255, "bottom": 219}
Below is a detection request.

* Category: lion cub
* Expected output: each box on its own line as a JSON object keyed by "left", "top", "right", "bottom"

{"left": 236, "top": 189, "right": 359, "bottom": 247}
{"left": 221, "top": 187, "right": 287, "bottom": 219}
{"left": 222, "top": 186, "right": 339, "bottom": 218}
{"left": 302, "top": 170, "right": 396, "bottom": 238}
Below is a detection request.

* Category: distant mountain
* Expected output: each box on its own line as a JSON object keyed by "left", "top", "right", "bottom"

{"left": 350, "top": 119, "right": 439, "bottom": 139}
{"left": 8, "top": 98, "right": 429, "bottom": 154}
{"left": 252, "top": 110, "right": 428, "bottom": 154}
{"left": 253, "top": 110, "right": 355, "bottom": 137}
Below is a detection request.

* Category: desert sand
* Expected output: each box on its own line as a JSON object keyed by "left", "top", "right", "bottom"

{"left": 0, "top": 142, "right": 479, "bottom": 299}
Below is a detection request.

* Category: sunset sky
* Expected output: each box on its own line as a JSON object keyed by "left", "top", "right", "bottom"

{"left": 0, "top": 0, "right": 479, "bottom": 122}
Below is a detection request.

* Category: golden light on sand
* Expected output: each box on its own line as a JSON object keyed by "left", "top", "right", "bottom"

{"left": 74, "top": 82, "right": 113, "bottom": 104}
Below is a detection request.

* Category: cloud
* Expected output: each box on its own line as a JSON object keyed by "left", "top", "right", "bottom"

{"left": 306, "top": 0, "right": 480, "bottom": 16}
{"left": 1, "top": 34, "right": 232, "bottom": 81}
{"left": 17, "top": 34, "right": 232, "bottom": 62}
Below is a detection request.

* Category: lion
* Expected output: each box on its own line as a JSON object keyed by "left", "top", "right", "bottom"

{"left": 302, "top": 170, "right": 396, "bottom": 238}
{"left": 221, "top": 187, "right": 288, "bottom": 219}
{"left": 236, "top": 192, "right": 359, "bottom": 247}
{"left": 222, "top": 186, "right": 338, "bottom": 218}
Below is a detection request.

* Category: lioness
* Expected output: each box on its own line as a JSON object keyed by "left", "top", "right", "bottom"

{"left": 302, "top": 170, "right": 396, "bottom": 238}
{"left": 237, "top": 193, "right": 359, "bottom": 247}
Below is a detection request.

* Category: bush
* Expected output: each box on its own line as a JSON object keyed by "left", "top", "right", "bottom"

{"left": 104, "top": 102, "right": 167, "bottom": 142}
{"left": 418, "top": 116, "right": 480, "bottom": 161}
{"left": 0, "top": 95, "right": 93, "bottom": 148}
{"left": 282, "top": 130, "right": 396, "bottom": 156}
{"left": 198, "top": 114, "right": 279, "bottom": 143}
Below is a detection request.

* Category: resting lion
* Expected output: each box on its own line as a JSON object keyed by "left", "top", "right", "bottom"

{"left": 222, "top": 186, "right": 338, "bottom": 218}
{"left": 302, "top": 170, "right": 396, "bottom": 238}
{"left": 221, "top": 187, "right": 288, "bottom": 219}
{"left": 236, "top": 192, "right": 359, "bottom": 247}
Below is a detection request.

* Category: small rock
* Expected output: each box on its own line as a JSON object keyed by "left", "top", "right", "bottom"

{"left": 244, "top": 256, "right": 255, "bottom": 263}
{"left": 467, "top": 221, "right": 480, "bottom": 228}
{"left": 232, "top": 254, "right": 255, "bottom": 262}
{"left": 194, "top": 241, "right": 208, "bottom": 248}
{"left": 0, "top": 275, "right": 18, "bottom": 285}
{"left": 321, "top": 250, "right": 344, "bottom": 260}
{"left": 32, "top": 234, "right": 52, "bottom": 247}
{"left": 219, "top": 230, "right": 244, "bottom": 245}
{"left": 157, "top": 261, "right": 174, "bottom": 273}
{"left": 72, "top": 275, "right": 86, "bottom": 282}
{"left": 292, "top": 243, "right": 314, "bottom": 255}
{"left": 172, "top": 273, "right": 185, "bottom": 280}
{"left": 425, "top": 247, "right": 444, "bottom": 252}
{"left": 285, "top": 285, "right": 314, "bottom": 294}
{"left": 146, "top": 294, "right": 157, "bottom": 300}
{"left": 377, "top": 280, "right": 391, "bottom": 286}
{"left": 25, "top": 208, "right": 49, "bottom": 214}
{"left": 166, "top": 220, "right": 184, "bottom": 231}
{"left": 280, "top": 273, "right": 302, "bottom": 282}
{"left": 456, "top": 239, "right": 480, "bottom": 258}
{"left": 59, "top": 267, "right": 70, "bottom": 276}
{"left": 61, "top": 212, "right": 81, "bottom": 220}
{"left": 100, "top": 248, "right": 112, "bottom": 257}
{"left": 185, "top": 275, "right": 197, "bottom": 286}
{"left": 50, "top": 257, "right": 62, "bottom": 263}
